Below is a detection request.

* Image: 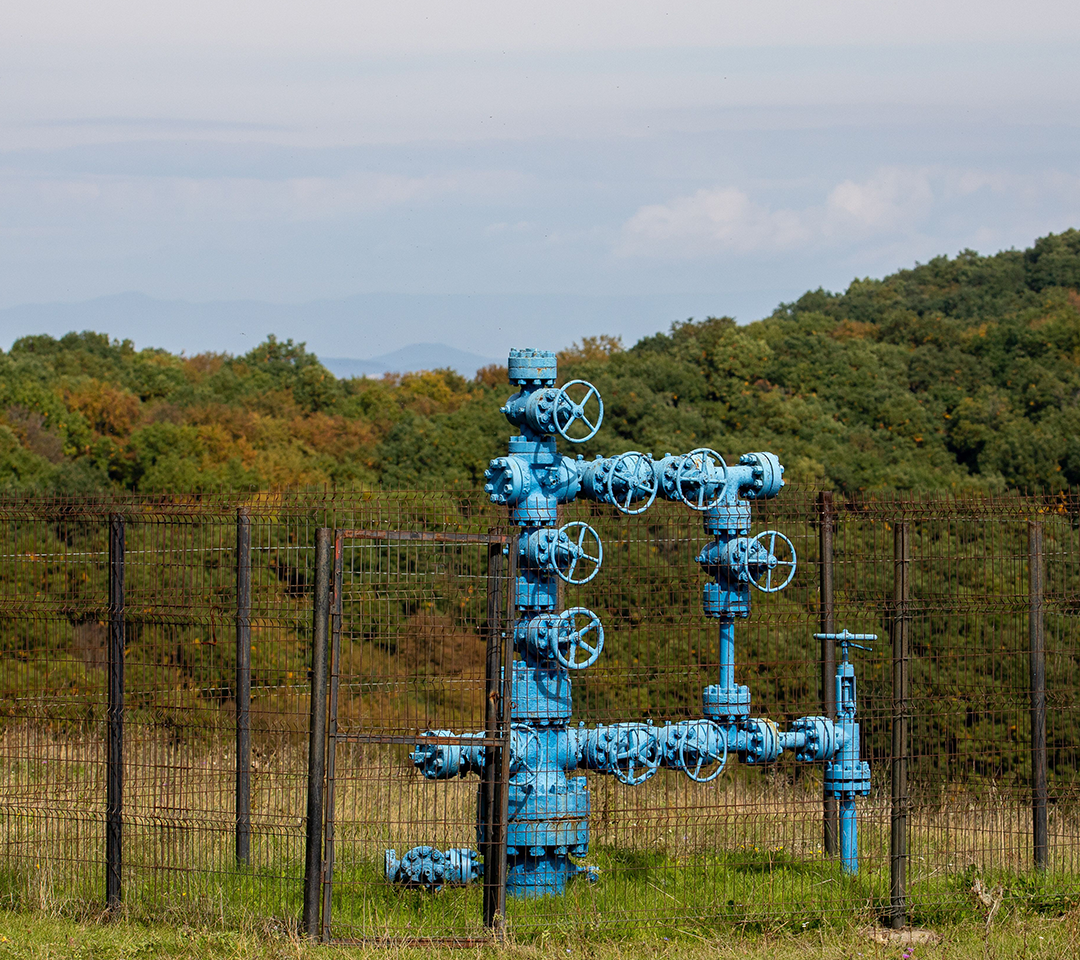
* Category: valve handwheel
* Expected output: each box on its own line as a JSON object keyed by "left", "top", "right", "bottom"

{"left": 553, "top": 606, "right": 605, "bottom": 670}
{"left": 606, "top": 451, "right": 659, "bottom": 515}
{"left": 611, "top": 731, "right": 662, "bottom": 786}
{"left": 554, "top": 521, "right": 604, "bottom": 585}
{"left": 553, "top": 380, "right": 604, "bottom": 443}
{"left": 674, "top": 447, "right": 728, "bottom": 511}
{"left": 677, "top": 722, "right": 728, "bottom": 783}
{"left": 745, "top": 530, "right": 797, "bottom": 593}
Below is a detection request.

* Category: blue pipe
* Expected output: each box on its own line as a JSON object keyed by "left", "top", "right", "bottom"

{"left": 719, "top": 620, "right": 735, "bottom": 692}
{"left": 840, "top": 800, "right": 858, "bottom": 872}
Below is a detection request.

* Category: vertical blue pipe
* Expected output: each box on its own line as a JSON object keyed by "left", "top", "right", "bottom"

{"left": 840, "top": 800, "right": 857, "bottom": 872}
{"left": 828, "top": 646, "right": 870, "bottom": 875}
{"left": 837, "top": 714, "right": 859, "bottom": 874}
{"left": 719, "top": 620, "right": 735, "bottom": 691}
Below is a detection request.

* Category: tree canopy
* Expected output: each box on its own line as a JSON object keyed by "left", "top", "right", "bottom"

{"left": 4, "top": 229, "right": 1080, "bottom": 495}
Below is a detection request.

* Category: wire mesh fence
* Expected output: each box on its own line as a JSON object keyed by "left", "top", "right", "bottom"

{"left": 0, "top": 487, "right": 1077, "bottom": 939}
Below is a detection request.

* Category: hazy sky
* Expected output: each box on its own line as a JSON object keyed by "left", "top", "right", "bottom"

{"left": 2, "top": 1, "right": 1079, "bottom": 357}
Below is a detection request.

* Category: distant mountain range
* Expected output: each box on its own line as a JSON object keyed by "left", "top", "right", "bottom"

{"left": 321, "top": 344, "right": 500, "bottom": 379}
{"left": 0, "top": 290, "right": 722, "bottom": 367}
{"left": 0, "top": 291, "right": 500, "bottom": 377}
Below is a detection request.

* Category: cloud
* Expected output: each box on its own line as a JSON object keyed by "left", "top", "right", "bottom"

{"left": 617, "top": 187, "right": 812, "bottom": 256}
{"left": 823, "top": 167, "right": 934, "bottom": 234}
{"left": 617, "top": 166, "right": 969, "bottom": 259}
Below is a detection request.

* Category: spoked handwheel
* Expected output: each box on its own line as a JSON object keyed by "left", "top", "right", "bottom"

{"left": 674, "top": 447, "right": 728, "bottom": 511}
{"left": 553, "top": 380, "right": 604, "bottom": 442}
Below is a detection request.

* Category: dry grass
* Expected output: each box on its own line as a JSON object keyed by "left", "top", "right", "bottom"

{"left": 2, "top": 723, "right": 1080, "bottom": 938}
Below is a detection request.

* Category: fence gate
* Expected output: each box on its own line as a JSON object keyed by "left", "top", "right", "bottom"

{"left": 305, "top": 525, "right": 513, "bottom": 943}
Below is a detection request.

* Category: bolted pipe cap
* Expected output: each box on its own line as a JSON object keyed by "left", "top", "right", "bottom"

{"left": 508, "top": 348, "right": 557, "bottom": 385}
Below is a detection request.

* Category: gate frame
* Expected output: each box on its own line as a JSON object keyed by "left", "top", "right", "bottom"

{"left": 304, "top": 526, "right": 514, "bottom": 944}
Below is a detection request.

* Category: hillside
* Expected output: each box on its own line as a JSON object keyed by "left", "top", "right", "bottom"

{"left": 2, "top": 228, "right": 1080, "bottom": 495}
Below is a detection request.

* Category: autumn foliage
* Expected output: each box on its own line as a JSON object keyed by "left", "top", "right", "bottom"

{"left": 3, "top": 228, "right": 1080, "bottom": 495}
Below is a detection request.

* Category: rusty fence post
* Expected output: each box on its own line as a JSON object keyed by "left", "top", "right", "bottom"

{"left": 890, "top": 520, "right": 911, "bottom": 929}
{"left": 106, "top": 513, "right": 125, "bottom": 910}
{"left": 819, "top": 491, "right": 838, "bottom": 857}
{"left": 235, "top": 507, "right": 252, "bottom": 866}
{"left": 320, "top": 532, "right": 344, "bottom": 942}
{"left": 487, "top": 543, "right": 517, "bottom": 940}
{"left": 1029, "top": 521, "right": 1048, "bottom": 871}
{"left": 302, "top": 528, "right": 333, "bottom": 937}
{"left": 482, "top": 538, "right": 506, "bottom": 932}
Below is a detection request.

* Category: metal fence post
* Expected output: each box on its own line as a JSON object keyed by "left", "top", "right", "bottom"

{"left": 489, "top": 543, "right": 517, "bottom": 940}
{"left": 106, "top": 513, "right": 125, "bottom": 910}
{"left": 302, "top": 528, "right": 333, "bottom": 937}
{"left": 320, "top": 532, "right": 344, "bottom": 942}
{"left": 482, "top": 538, "right": 505, "bottom": 932}
{"left": 890, "top": 520, "right": 910, "bottom": 929}
{"left": 818, "top": 491, "right": 838, "bottom": 857}
{"left": 1029, "top": 521, "right": 1048, "bottom": 871}
{"left": 235, "top": 507, "right": 252, "bottom": 866}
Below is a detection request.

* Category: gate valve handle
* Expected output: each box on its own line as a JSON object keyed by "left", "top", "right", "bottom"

{"left": 745, "top": 530, "right": 797, "bottom": 593}
{"left": 553, "top": 521, "right": 604, "bottom": 585}
{"left": 612, "top": 729, "right": 662, "bottom": 786}
{"left": 840, "top": 641, "right": 873, "bottom": 661}
{"left": 674, "top": 448, "right": 728, "bottom": 511}
{"left": 553, "top": 606, "right": 605, "bottom": 670}
{"left": 606, "top": 451, "right": 659, "bottom": 515}
{"left": 553, "top": 379, "right": 604, "bottom": 443}
{"left": 813, "top": 630, "right": 876, "bottom": 662}
{"left": 677, "top": 721, "right": 729, "bottom": 784}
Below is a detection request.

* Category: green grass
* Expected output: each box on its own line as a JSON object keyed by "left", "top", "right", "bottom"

{"left": 4, "top": 727, "right": 1080, "bottom": 943}
{"left": 3, "top": 909, "right": 1080, "bottom": 960}
{"left": 322, "top": 844, "right": 880, "bottom": 941}
{"left": 322, "top": 847, "right": 1080, "bottom": 941}
{"left": 6, "top": 839, "right": 1080, "bottom": 946}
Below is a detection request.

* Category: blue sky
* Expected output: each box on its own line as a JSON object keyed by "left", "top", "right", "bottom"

{"left": 1, "top": 1, "right": 1079, "bottom": 359}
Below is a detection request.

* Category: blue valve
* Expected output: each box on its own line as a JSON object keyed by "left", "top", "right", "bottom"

{"left": 815, "top": 630, "right": 876, "bottom": 662}
{"left": 674, "top": 447, "right": 728, "bottom": 511}
{"left": 499, "top": 375, "right": 603, "bottom": 442}
{"left": 745, "top": 530, "right": 797, "bottom": 593}
{"left": 580, "top": 722, "right": 663, "bottom": 785}
{"left": 552, "top": 380, "right": 603, "bottom": 442}
{"left": 515, "top": 607, "right": 605, "bottom": 670}
{"left": 674, "top": 720, "right": 729, "bottom": 783}
{"left": 519, "top": 522, "right": 603, "bottom": 584}
{"left": 814, "top": 629, "right": 874, "bottom": 872}
{"left": 553, "top": 608, "right": 604, "bottom": 671}
{"left": 606, "top": 451, "right": 659, "bottom": 515}
{"left": 553, "top": 522, "right": 603, "bottom": 584}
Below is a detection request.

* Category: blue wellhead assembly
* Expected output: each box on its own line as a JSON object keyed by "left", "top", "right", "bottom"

{"left": 385, "top": 347, "right": 873, "bottom": 897}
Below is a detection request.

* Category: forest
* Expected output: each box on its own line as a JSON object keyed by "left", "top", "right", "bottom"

{"left": 2, "top": 227, "right": 1080, "bottom": 496}
{"left": 3, "top": 231, "right": 1080, "bottom": 805}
